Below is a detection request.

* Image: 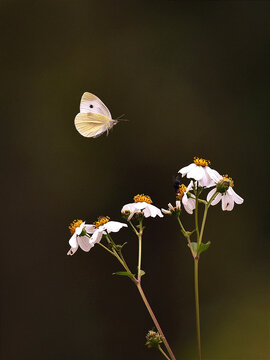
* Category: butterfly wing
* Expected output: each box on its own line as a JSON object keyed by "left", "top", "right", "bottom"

{"left": 80, "top": 92, "right": 112, "bottom": 119}
{"left": 74, "top": 112, "right": 116, "bottom": 138}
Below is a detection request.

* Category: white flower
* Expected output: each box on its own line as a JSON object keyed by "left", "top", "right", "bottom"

{"left": 121, "top": 194, "right": 163, "bottom": 220}
{"left": 161, "top": 201, "right": 181, "bottom": 215}
{"left": 181, "top": 182, "right": 196, "bottom": 214}
{"left": 90, "top": 219, "right": 128, "bottom": 245}
{"left": 207, "top": 184, "right": 244, "bottom": 211}
{"left": 67, "top": 220, "right": 95, "bottom": 256}
{"left": 179, "top": 157, "right": 221, "bottom": 188}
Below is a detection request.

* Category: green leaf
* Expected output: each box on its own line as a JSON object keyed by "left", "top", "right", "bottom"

{"left": 198, "top": 241, "right": 211, "bottom": 255}
{"left": 112, "top": 271, "right": 135, "bottom": 280}
{"left": 190, "top": 242, "right": 198, "bottom": 254}
{"left": 139, "top": 270, "right": 146, "bottom": 277}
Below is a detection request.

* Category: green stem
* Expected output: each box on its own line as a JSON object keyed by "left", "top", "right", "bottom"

{"left": 195, "top": 187, "right": 200, "bottom": 243}
{"left": 198, "top": 191, "right": 218, "bottom": 247}
{"left": 158, "top": 344, "right": 171, "bottom": 360}
{"left": 137, "top": 283, "right": 176, "bottom": 360}
{"left": 137, "top": 231, "right": 142, "bottom": 283}
{"left": 176, "top": 216, "right": 195, "bottom": 258}
{"left": 137, "top": 220, "right": 143, "bottom": 282}
{"left": 128, "top": 219, "right": 139, "bottom": 236}
{"left": 105, "top": 235, "right": 134, "bottom": 276}
{"left": 97, "top": 242, "right": 115, "bottom": 256}
{"left": 194, "top": 259, "right": 202, "bottom": 360}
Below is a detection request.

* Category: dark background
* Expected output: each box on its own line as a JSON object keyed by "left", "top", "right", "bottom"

{"left": 1, "top": 1, "right": 269, "bottom": 359}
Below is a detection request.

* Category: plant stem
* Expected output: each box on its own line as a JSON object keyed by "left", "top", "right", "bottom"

{"left": 128, "top": 219, "right": 139, "bottom": 236}
{"left": 137, "top": 221, "right": 143, "bottom": 282}
{"left": 198, "top": 191, "right": 218, "bottom": 246}
{"left": 97, "top": 242, "right": 115, "bottom": 256}
{"left": 136, "top": 283, "right": 176, "bottom": 360}
{"left": 158, "top": 344, "right": 171, "bottom": 360}
{"left": 176, "top": 216, "right": 195, "bottom": 258}
{"left": 194, "top": 259, "right": 202, "bottom": 360}
{"left": 195, "top": 188, "right": 200, "bottom": 243}
{"left": 198, "top": 204, "right": 208, "bottom": 247}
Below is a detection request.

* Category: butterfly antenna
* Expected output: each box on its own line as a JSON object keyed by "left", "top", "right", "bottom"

{"left": 116, "top": 114, "right": 129, "bottom": 122}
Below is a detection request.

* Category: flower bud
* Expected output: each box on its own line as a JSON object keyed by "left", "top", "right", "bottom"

{"left": 216, "top": 175, "right": 234, "bottom": 194}
{"left": 145, "top": 330, "right": 163, "bottom": 349}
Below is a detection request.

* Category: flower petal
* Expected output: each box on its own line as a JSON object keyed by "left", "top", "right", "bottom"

{"left": 67, "top": 246, "right": 78, "bottom": 256}
{"left": 78, "top": 236, "right": 94, "bottom": 252}
{"left": 188, "top": 166, "right": 205, "bottom": 181}
{"left": 183, "top": 197, "right": 196, "bottom": 214}
{"left": 161, "top": 208, "right": 171, "bottom": 215}
{"left": 211, "top": 193, "right": 222, "bottom": 206}
{"left": 230, "top": 188, "right": 244, "bottom": 204}
{"left": 85, "top": 224, "right": 95, "bottom": 234}
{"left": 221, "top": 194, "right": 234, "bottom": 211}
{"left": 90, "top": 229, "right": 103, "bottom": 245}
{"left": 75, "top": 221, "right": 85, "bottom": 235}
{"left": 144, "top": 204, "right": 163, "bottom": 218}
{"left": 121, "top": 203, "right": 135, "bottom": 212}
{"left": 179, "top": 163, "right": 196, "bottom": 176}
{"left": 186, "top": 181, "right": 194, "bottom": 192}
{"left": 69, "top": 233, "right": 78, "bottom": 248}
{"left": 206, "top": 167, "right": 222, "bottom": 183}
{"left": 207, "top": 188, "right": 216, "bottom": 202}
{"left": 104, "top": 221, "right": 128, "bottom": 233}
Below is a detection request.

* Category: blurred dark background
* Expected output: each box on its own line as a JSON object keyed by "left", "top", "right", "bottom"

{"left": 1, "top": 1, "right": 269, "bottom": 359}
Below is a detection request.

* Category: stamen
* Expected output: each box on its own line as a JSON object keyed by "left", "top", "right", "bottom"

{"left": 94, "top": 216, "right": 110, "bottom": 228}
{"left": 176, "top": 184, "right": 187, "bottom": 200}
{"left": 133, "top": 194, "right": 152, "bottom": 204}
{"left": 193, "top": 156, "right": 211, "bottom": 167}
{"left": 222, "top": 174, "right": 234, "bottom": 187}
{"left": 69, "top": 219, "right": 83, "bottom": 235}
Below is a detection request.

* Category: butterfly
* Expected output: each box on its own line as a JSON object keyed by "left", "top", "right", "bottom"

{"left": 74, "top": 92, "right": 118, "bottom": 138}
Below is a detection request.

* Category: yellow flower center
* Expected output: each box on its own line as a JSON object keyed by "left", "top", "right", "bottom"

{"left": 176, "top": 184, "right": 187, "bottom": 200}
{"left": 193, "top": 156, "right": 211, "bottom": 167}
{"left": 222, "top": 174, "right": 234, "bottom": 187}
{"left": 94, "top": 216, "right": 110, "bottom": 228}
{"left": 133, "top": 194, "right": 152, "bottom": 204}
{"left": 69, "top": 219, "right": 83, "bottom": 235}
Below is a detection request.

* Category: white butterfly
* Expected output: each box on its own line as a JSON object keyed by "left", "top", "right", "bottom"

{"left": 74, "top": 92, "right": 118, "bottom": 138}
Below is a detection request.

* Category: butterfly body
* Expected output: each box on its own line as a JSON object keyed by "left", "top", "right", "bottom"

{"left": 74, "top": 92, "right": 118, "bottom": 138}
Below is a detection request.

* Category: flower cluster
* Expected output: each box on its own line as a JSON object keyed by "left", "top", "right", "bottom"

{"left": 163, "top": 156, "right": 243, "bottom": 215}
{"left": 67, "top": 194, "right": 163, "bottom": 255}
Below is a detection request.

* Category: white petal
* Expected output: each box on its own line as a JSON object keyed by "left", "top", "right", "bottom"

{"left": 179, "top": 163, "right": 196, "bottom": 176}
{"left": 221, "top": 194, "right": 234, "bottom": 211}
{"left": 198, "top": 170, "right": 216, "bottom": 188}
{"left": 67, "top": 246, "right": 78, "bottom": 256}
{"left": 127, "top": 211, "right": 135, "bottom": 221}
{"left": 175, "top": 200, "right": 181, "bottom": 209}
{"left": 69, "top": 233, "right": 78, "bottom": 248}
{"left": 85, "top": 224, "right": 95, "bottom": 234}
{"left": 168, "top": 203, "right": 174, "bottom": 211}
{"left": 90, "top": 230, "right": 103, "bottom": 245}
{"left": 186, "top": 181, "right": 194, "bottom": 192}
{"left": 104, "top": 221, "right": 128, "bottom": 233}
{"left": 182, "top": 193, "right": 189, "bottom": 205}
{"left": 230, "top": 188, "right": 244, "bottom": 204}
{"left": 121, "top": 203, "right": 135, "bottom": 212}
{"left": 134, "top": 202, "right": 148, "bottom": 210}
{"left": 161, "top": 208, "right": 171, "bottom": 215}
{"left": 183, "top": 198, "right": 196, "bottom": 214}
{"left": 78, "top": 236, "right": 94, "bottom": 252}
{"left": 207, "top": 188, "right": 216, "bottom": 202}
{"left": 188, "top": 166, "right": 205, "bottom": 181}
{"left": 75, "top": 222, "right": 85, "bottom": 235}
{"left": 206, "top": 167, "right": 222, "bottom": 183}
{"left": 211, "top": 193, "right": 222, "bottom": 206}
{"left": 144, "top": 204, "right": 163, "bottom": 218}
